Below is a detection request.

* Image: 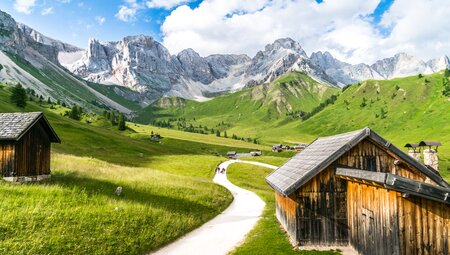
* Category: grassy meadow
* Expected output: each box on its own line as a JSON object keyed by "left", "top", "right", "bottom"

{"left": 0, "top": 85, "right": 266, "bottom": 254}
{"left": 0, "top": 154, "right": 231, "bottom": 254}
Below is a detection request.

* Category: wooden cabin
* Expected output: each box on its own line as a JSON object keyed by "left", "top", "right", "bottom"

{"left": 266, "top": 128, "right": 450, "bottom": 255}
{"left": 227, "top": 151, "right": 237, "bottom": 159}
{"left": 272, "top": 144, "right": 283, "bottom": 152}
{"left": 0, "top": 112, "right": 60, "bottom": 182}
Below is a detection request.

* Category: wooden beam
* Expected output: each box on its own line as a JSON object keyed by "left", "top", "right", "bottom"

{"left": 336, "top": 167, "right": 450, "bottom": 204}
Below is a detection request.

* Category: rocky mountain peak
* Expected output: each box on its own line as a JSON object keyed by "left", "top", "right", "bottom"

{"left": 265, "top": 37, "right": 307, "bottom": 58}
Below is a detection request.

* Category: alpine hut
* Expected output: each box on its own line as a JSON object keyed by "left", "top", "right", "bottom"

{"left": 0, "top": 112, "right": 60, "bottom": 182}
{"left": 266, "top": 127, "right": 450, "bottom": 255}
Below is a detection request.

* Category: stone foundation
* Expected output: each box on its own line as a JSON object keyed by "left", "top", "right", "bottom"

{"left": 3, "top": 174, "right": 51, "bottom": 182}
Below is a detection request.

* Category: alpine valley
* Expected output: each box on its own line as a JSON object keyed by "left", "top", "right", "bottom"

{"left": 1, "top": 5, "right": 450, "bottom": 255}
{"left": 0, "top": 9, "right": 449, "bottom": 111}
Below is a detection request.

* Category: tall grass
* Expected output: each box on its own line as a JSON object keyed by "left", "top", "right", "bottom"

{"left": 0, "top": 154, "right": 232, "bottom": 254}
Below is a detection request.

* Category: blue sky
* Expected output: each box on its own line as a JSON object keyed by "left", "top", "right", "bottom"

{"left": 0, "top": 0, "right": 202, "bottom": 48}
{"left": 0, "top": 0, "right": 448, "bottom": 64}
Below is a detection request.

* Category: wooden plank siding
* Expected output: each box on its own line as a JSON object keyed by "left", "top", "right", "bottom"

{"left": 0, "top": 142, "right": 15, "bottom": 176}
{"left": 295, "top": 166, "right": 348, "bottom": 246}
{"left": 274, "top": 136, "right": 449, "bottom": 254}
{"left": 275, "top": 192, "right": 298, "bottom": 244}
{"left": 347, "top": 181, "right": 450, "bottom": 255}
{"left": 14, "top": 121, "right": 51, "bottom": 176}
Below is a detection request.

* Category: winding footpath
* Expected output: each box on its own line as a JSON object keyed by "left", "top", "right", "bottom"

{"left": 151, "top": 159, "right": 277, "bottom": 255}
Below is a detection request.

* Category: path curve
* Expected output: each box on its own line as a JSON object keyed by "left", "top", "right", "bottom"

{"left": 151, "top": 159, "right": 277, "bottom": 255}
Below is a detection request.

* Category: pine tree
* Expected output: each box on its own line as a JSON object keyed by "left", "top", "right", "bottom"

{"left": 69, "top": 105, "right": 82, "bottom": 120}
{"left": 118, "top": 113, "right": 126, "bottom": 131}
{"left": 110, "top": 112, "right": 116, "bottom": 126}
{"left": 10, "top": 84, "right": 27, "bottom": 108}
{"left": 47, "top": 97, "right": 52, "bottom": 104}
{"left": 224, "top": 131, "right": 228, "bottom": 138}
{"left": 216, "top": 130, "right": 220, "bottom": 137}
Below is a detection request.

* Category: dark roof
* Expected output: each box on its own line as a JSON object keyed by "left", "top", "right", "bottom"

{"left": 418, "top": 141, "right": 442, "bottom": 147}
{"left": 266, "top": 127, "right": 450, "bottom": 196}
{"left": 0, "top": 112, "right": 60, "bottom": 143}
{"left": 404, "top": 143, "right": 420, "bottom": 148}
{"left": 227, "top": 151, "right": 237, "bottom": 155}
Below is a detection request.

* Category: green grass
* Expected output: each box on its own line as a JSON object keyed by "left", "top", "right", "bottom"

{"left": 227, "top": 163, "right": 340, "bottom": 255}
{"left": 0, "top": 86, "right": 257, "bottom": 254}
{"left": 0, "top": 154, "right": 231, "bottom": 254}
{"left": 239, "top": 156, "right": 291, "bottom": 166}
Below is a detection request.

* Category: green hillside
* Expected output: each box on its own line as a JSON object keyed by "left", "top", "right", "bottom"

{"left": 5, "top": 52, "right": 140, "bottom": 113}
{"left": 0, "top": 84, "right": 260, "bottom": 254}
{"left": 291, "top": 70, "right": 450, "bottom": 179}
{"left": 137, "top": 70, "right": 450, "bottom": 179}
{"left": 136, "top": 72, "right": 338, "bottom": 141}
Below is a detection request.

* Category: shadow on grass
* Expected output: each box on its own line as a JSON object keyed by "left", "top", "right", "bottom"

{"left": 44, "top": 172, "right": 217, "bottom": 215}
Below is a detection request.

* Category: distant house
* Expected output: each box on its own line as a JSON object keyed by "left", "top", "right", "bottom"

{"left": 250, "top": 151, "right": 262, "bottom": 156}
{"left": 282, "top": 145, "right": 291, "bottom": 150}
{"left": 227, "top": 151, "right": 237, "bottom": 159}
{"left": 150, "top": 134, "right": 162, "bottom": 141}
{"left": 272, "top": 144, "right": 283, "bottom": 152}
{"left": 0, "top": 112, "right": 60, "bottom": 182}
{"left": 266, "top": 128, "right": 450, "bottom": 254}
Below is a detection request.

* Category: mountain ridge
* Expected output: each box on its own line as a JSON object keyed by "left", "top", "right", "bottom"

{"left": 0, "top": 9, "right": 449, "bottom": 110}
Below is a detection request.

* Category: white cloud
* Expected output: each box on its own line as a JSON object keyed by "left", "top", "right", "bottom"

{"left": 115, "top": 0, "right": 142, "bottom": 22}
{"left": 95, "top": 16, "right": 106, "bottom": 25}
{"left": 14, "top": 0, "right": 37, "bottom": 14}
{"left": 41, "top": 7, "right": 54, "bottom": 16}
{"left": 160, "top": 0, "right": 450, "bottom": 64}
{"left": 146, "top": 0, "right": 192, "bottom": 9}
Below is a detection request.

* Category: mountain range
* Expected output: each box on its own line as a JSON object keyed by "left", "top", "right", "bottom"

{"left": 0, "top": 9, "right": 449, "bottom": 111}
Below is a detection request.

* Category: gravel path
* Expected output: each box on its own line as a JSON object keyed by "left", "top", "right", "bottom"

{"left": 151, "top": 159, "right": 277, "bottom": 255}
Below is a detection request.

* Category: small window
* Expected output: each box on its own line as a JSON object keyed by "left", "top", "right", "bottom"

{"left": 364, "top": 156, "right": 377, "bottom": 172}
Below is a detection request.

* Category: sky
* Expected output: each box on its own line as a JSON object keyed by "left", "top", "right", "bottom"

{"left": 0, "top": 0, "right": 449, "bottom": 64}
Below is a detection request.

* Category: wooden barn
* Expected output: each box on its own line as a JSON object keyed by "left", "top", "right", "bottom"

{"left": 0, "top": 112, "right": 60, "bottom": 182}
{"left": 266, "top": 127, "right": 450, "bottom": 255}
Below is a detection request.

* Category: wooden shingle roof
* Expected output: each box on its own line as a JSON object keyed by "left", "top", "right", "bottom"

{"left": 266, "top": 127, "right": 450, "bottom": 196}
{"left": 0, "top": 112, "right": 60, "bottom": 143}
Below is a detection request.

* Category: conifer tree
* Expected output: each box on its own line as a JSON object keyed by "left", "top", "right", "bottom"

{"left": 10, "top": 83, "right": 27, "bottom": 108}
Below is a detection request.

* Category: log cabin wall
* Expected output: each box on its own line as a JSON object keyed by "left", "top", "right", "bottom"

{"left": 295, "top": 166, "right": 348, "bottom": 246}
{"left": 14, "top": 121, "right": 51, "bottom": 177}
{"left": 337, "top": 138, "right": 432, "bottom": 184}
{"left": 0, "top": 141, "right": 15, "bottom": 177}
{"left": 275, "top": 192, "right": 298, "bottom": 244}
{"left": 347, "top": 181, "right": 450, "bottom": 255}
{"left": 341, "top": 137, "right": 449, "bottom": 255}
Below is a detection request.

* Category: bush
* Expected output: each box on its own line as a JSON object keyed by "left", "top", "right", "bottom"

{"left": 360, "top": 97, "right": 367, "bottom": 108}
